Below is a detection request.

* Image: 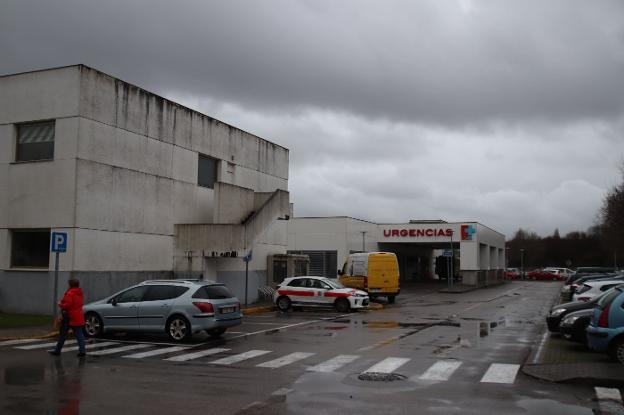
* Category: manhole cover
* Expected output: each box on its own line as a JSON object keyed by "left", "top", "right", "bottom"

{"left": 357, "top": 372, "right": 407, "bottom": 382}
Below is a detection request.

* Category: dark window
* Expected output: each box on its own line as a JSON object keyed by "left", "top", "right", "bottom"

{"left": 198, "top": 155, "right": 218, "bottom": 188}
{"left": 16, "top": 121, "right": 55, "bottom": 162}
{"left": 287, "top": 278, "right": 303, "bottom": 287}
{"left": 143, "top": 285, "right": 189, "bottom": 301}
{"left": 192, "top": 285, "right": 234, "bottom": 299}
{"left": 11, "top": 229, "right": 50, "bottom": 268}
{"left": 114, "top": 286, "right": 148, "bottom": 303}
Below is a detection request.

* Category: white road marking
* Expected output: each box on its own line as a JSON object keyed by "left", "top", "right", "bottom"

{"left": 210, "top": 350, "right": 271, "bottom": 365}
{"left": 480, "top": 363, "right": 520, "bottom": 384}
{"left": 62, "top": 341, "right": 118, "bottom": 353}
{"left": 257, "top": 352, "right": 315, "bottom": 368}
{"left": 88, "top": 343, "right": 152, "bottom": 356}
{"left": 595, "top": 387, "right": 624, "bottom": 414}
{"left": 16, "top": 340, "right": 76, "bottom": 350}
{"left": 164, "top": 348, "right": 230, "bottom": 362}
{"left": 123, "top": 346, "right": 191, "bottom": 359}
{"left": 307, "top": 354, "right": 360, "bottom": 373}
{"left": 418, "top": 360, "right": 463, "bottom": 381}
{"left": 531, "top": 331, "right": 550, "bottom": 364}
{"left": 0, "top": 338, "right": 45, "bottom": 347}
{"left": 364, "top": 357, "right": 410, "bottom": 374}
{"left": 226, "top": 314, "right": 353, "bottom": 342}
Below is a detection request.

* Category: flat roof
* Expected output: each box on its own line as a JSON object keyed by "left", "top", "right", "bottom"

{"left": 0, "top": 64, "right": 288, "bottom": 152}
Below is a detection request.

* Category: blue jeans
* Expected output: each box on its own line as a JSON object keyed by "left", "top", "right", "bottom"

{"left": 54, "top": 315, "right": 86, "bottom": 354}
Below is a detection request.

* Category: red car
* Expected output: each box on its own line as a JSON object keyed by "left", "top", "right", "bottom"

{"left": 527, "top": 269, "right": 565, "bottom": 281}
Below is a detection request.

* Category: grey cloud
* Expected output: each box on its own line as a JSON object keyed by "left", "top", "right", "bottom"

{"left": 2, "top": 0, "right": 624, "bottom": 126}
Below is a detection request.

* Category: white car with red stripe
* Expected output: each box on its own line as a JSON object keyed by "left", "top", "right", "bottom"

{"left": 274, "top": 276, "right": 369, "bottom": 313}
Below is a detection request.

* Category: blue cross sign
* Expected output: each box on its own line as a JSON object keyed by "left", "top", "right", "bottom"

{"left": 51, "top": 232, "right": 68, "bottom": 253}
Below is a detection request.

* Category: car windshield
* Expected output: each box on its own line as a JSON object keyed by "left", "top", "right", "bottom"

{"left": 323, "top": 279, "right": 345, "bottom": 289}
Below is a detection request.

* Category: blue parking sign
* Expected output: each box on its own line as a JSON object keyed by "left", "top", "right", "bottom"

{"left": 51, "top": 232, "right": 68, "bottom": 253}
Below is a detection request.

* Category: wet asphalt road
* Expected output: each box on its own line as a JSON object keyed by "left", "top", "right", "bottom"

{"left": 0, "top": 281, "right": 617, "bottom": 414}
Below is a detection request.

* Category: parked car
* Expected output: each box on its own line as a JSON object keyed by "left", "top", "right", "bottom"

{"left": 573, "top": 280, "right": 624, "bottom": 302}
{"left": 527, "top": 268, "right": 563, "bottom": 281}
{"left": 565, "top": 267, "right": 617, "bottom": 285}
{"left": 547, "top": 295, "right": 605, "bottom": 332}
{"left": 561, "top": 273, "right": 619, "bottom": 302}
{"left": 543, "top": 267, "right": 575, "bottom": 280}
{"left": 559, "top": 309, "right": 594, "bottom": 344}
{"left": 505, "top": 268, "right": 520, "bottom": 279}
{"left": 274, "top": 276, "right": 369, "bottom": 312}
{"left": 586, "top": 286, "right": 624, "bottom": 364}
{"left": 83, "top": 279, "right": 243, "bottom": 342}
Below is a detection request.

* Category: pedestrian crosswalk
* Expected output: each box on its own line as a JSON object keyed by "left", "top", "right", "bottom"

{"left": 0, "top": 338, "right": 562, "bottom": 388}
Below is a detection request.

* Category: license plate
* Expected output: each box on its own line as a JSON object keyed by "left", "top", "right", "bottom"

{"left": 220, "top": 307, "right": 236, "bottom": 314}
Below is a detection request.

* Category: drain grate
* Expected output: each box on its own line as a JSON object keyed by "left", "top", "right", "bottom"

{"left": 357, "top": 372, "right": 407, "bottom": 382}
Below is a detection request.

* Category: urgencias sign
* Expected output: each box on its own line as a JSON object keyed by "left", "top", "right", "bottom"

{"left": 383, "top": 229, "right": 453, "bottom": 238}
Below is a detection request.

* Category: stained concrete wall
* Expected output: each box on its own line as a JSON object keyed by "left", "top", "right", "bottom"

{"left": 0, "top": 65, "right": 290, "bottom": 312}
{"left": 213, "top": 182, "right": 255, "bottom": 224}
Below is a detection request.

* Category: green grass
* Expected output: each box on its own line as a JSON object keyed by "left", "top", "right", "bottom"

{"left": 0, "top": 313, "right": 53, "bottom": 329}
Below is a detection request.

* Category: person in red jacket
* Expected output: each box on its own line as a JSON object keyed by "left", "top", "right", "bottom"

{"left": 49, "top": 278, "right": 86, "bottom": 357}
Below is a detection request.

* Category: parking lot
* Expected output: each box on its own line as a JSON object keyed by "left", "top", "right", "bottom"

{"left": 1, "top": 281, "right": 622, "bottom": 414}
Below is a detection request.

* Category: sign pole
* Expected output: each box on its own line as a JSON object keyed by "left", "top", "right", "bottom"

{"left": 450, "top": 232, "right": 454, "bottom": 289}
{"left": 244, "top": 260, "right": 249, "bottom": 307}
{"left": 53, "top": 251, "right": 60, "bottom": 318}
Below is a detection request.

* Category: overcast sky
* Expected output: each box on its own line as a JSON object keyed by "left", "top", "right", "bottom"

{"left": 2, "top": 0, "right": 623, "bottom": 238}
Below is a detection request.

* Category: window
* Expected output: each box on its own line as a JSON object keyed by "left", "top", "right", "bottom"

{"left": 113, "top": 286, "right": 148, "bottom": 303}
{"left": 143, "top": 285, "right": 189, "bottom": 301}
{"left": 11, "top": 229, "right": 50, "bottom": 268}
{"left": 287, "top": 278, "right": 303, "bottom": 287}
{"left": 16, "top": 121, "right": 55, "bottom": 162}
{"left": 198, "top": 155, "right": 218, "bottom": 188}
{"left": 192, "top": 285, "right": 234, "bottom": 299}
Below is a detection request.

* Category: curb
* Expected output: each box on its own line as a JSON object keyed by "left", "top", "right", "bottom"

{"left": 0, "top": 330, "right": 58, "bottom": 342}
{"left": 242, "top": 305, "right": 276, "bottom": 315}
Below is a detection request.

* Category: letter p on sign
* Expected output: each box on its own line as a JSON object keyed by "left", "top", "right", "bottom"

{"left": 51, "top": 232, "right": 68, "bottom": 253}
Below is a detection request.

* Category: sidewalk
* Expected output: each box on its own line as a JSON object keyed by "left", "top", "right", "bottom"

{"left": 0, "top": 324, "right": 56, "bottom": 341}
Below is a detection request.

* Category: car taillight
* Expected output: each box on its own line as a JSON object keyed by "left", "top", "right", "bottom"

{"left": 598, "top": 304, "right": 611, "bottom": 328}
{"left": 193, "top": 302, "right": 214, "bottom": 313}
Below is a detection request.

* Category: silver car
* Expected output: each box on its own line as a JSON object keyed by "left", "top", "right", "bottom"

{"left": 83, "top": 280, "right": 243, "bottom": 342}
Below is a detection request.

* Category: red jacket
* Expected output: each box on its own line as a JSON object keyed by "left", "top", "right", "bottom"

{"left": 59, "top": 287, "right": 85, "bottom": 326}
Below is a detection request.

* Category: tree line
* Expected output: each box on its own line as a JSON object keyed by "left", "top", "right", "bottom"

{"left": 506, "top": 165, "right": 624, "bottom": 270}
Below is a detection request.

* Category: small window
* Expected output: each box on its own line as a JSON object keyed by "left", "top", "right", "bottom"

{"left": 16, "top": 121, "right": 55, "bottom": 162}
{"left": 11, "top": 229, "right": 50, "bottom": 268}
{"left": 287, "top": 279, "right": 303, "bottom": 288}
{"left": 192, "top": 285, "right": 234, "bottom": 299}
{"left": 198, "top": 155, "right": 218, "bottom": 188}
{"left": 143, "top": 285, "right": 189, "bottom": 301}
{"left": 114, "top": 286, "right": 148, "bottom": 303}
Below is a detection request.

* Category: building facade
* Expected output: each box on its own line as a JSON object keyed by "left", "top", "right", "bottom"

{"left": 0, "top": 65, "right": 290, "bottom": 313}
{"left": 288, "top": 217, "right": 506, "bottom": 286}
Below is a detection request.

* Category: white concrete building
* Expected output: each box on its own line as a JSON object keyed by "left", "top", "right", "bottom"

{"left": 0, "top": 65, "right": 290, "bottom": 313}
{"left": 288, "top": 217, "right": 506, "bottom": 287}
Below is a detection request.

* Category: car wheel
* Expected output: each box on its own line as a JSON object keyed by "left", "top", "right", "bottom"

{"left": 387, "top": 295, "right": 396, "bottom": 304}
{"left": 167, "top": 316, "right": 192, "bottom": 342}
{"left": 84, "top": 312, "right": 103, "bottom": 337}
{"left": 276, "top": 296, "right": 292, "bottom": 312}
{"left": 610, "top": 337, "right": 624, "bottom": 364}
{"left": 207, "top": 328, "right": 226, "bottom": 338}
{"left": 335, "top": 298, "right": 350, "bottom": 313}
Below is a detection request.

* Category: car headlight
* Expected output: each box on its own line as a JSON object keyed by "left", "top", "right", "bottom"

{"left": 550, "top": 308, "right": 566, "bottom": 317}
{"left": 562, "top": 316, "right": 579, "bottom": 325}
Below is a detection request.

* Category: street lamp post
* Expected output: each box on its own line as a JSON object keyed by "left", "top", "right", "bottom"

{"left": 520, "top": 249, "right": 525, "bottom": 280}
{"left": 361, "top": 231, "right": 367, "bottom": 253}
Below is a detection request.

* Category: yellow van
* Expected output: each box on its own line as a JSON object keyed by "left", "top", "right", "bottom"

{"left": 338, "top": 252, "right": 400, "bottom": 303}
